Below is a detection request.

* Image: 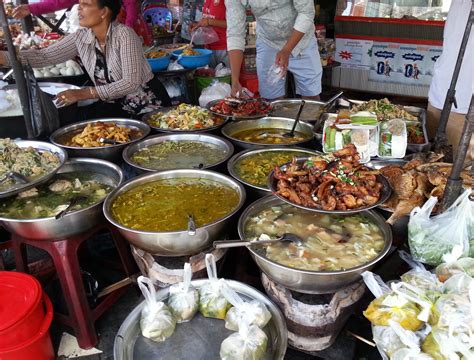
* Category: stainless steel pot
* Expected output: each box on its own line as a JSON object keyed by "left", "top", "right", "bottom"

{"left": 221, "top": 117, "right": 314, "bottom": 150}
{"left": 237, "top": 196, "right": 393, "bottom": 294}
{"left": 50, "top": 118, "right": 151, "bottom": 163}
{"left": 227, "top": 147, "right": 320, "bottom": 198}
{"left": 122, "top": 133, "right": 234, "bottom": 173}
{"left": 0, "top": 158, "right": 124, "bottom": 240}
{"left": 103, "top": 169, "right": 246, "bottom": 256}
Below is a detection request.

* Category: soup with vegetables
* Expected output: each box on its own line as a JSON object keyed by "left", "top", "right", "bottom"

{"left": 111, "top": 178, "right": 240, "bottom": 232}
{"left": 244, "top": 204, "right": 385, "bottom": 271}
{"left": 130, "top": 141, "right": 229, "bottom": 170}
{"left": 234, "top": 150, "right": 315, "bottom": 188}
{"left": 233, "top": 128, "right": 309, "bottom": 144}
{"left": 0, "top": 171, "right": 113, "bottom": 219}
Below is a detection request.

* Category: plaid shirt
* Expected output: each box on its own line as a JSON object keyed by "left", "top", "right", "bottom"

{"left": 22, "top": 22, "right": 153, "bottom": 101}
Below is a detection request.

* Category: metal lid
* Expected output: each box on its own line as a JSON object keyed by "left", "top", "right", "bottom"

{"left": 0, "top": 272, "right": 42, "bottom": 331}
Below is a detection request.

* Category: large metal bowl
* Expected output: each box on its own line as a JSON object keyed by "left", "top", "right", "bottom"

{"left": 237, "top": 196, "right": 393, "bottom": 294}
{"left": 114, "top": 279, "right": 287, "bottom": 359}
{"left": 103, "top": 169, "right": 246, "bottom": 256}
{"left": 270, "top": 99, "right": 326, "bottom": 123}
{"left": 0, "top": 158, "right": 123, "bottom": 240}
{"left": 227, "top": 147, "right": 320, "bottom": 198}
{"left": 123, "top": 133, "right": 234, "bottom": 173}
{"left": 221, "top": 117, "right": 314, "bottom": 150}
{"left": 0, "top": 140, "right": 68, "bottom": 199}
{"left": 50, "top": 119, "right": 151, "bottom": 163}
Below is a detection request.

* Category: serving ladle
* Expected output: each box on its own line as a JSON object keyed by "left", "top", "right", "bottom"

{"left": 0, "top": 171, "right": 29, "bottom": 185}
{"left": 213, "top": 233, "right": 304, "bottom": 249}
{"left": 283, "top": 100, "right": 305, "bottom": 138}
{"left": 55, "top": 195, "right": 88, "bottom": 219}
{"left": 99, "top": 138, "right": 122, "bottom": 145}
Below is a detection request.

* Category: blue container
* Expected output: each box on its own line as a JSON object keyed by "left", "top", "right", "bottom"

{"left": 147, "top": 55, "right": 171, "bottom": 72}
{"left": 172, "top": 48, "right": 212, "bottom": 69}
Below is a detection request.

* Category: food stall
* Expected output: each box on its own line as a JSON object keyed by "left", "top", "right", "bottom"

{"left": 0, "top": 0, "right": 472, "bottom": 359}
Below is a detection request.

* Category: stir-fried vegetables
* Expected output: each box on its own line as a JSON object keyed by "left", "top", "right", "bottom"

{"left": 352, "top": 98, "right": 418, "bottom": 122}
{"left": 147, "top": 104, "right": 223, "bottom": 130}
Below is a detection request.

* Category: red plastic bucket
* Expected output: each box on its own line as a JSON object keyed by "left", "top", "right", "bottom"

{"left": 0, "top": 294, "right": 54, "bottom": 360}
{"left": 0, "top": 272, "right": 45, "bottom": 348}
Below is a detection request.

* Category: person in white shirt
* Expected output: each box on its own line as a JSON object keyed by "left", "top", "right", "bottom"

{"left": 225, "top": 0, "right": 322, "bottom": 100}
{"left": 427, "top": 0, "right": 474, "bottom": 161}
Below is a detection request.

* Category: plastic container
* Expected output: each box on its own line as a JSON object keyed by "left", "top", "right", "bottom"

{"left": 0, "top": 272, "right": 44, "bottom": 348}
{"left": 172, "top": 49, "right": 212, "bottom": 69}
{"left": 147, "top": 55, "right": 171, "bottom": 72}
{"left": 0, "top": 294, "right": 54, "bottom": 360}
{"left": 195, "top": 75, "right": 231, "bottom": 98}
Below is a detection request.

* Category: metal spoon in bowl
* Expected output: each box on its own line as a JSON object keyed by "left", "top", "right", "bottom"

{"left": 283, "top": 100, "right": 306, "bottom": 138}
{"left": 99, "top": 138, "right": 122, "bottom": 145}
{"left": 55, "top": 195, "right": 88, "bottom": 219}
{"left": 213, "top": 233, "right": 304, "bottom": 249}
{"left": 187, "top": 214, "right": 196, "bottom": 236}
{"left": 0, "top": 171, "right": 29, "bottom": 185}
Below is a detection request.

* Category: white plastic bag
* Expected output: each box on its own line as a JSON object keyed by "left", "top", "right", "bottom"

{"left": 221, "top": 282, "right": 271, "bottom": 331}
{"left": 191, "top": 26, "right": 219, "bottom": 45}
{"left": 138, "top": 276, "right": 176, "bottom": 342}
{"left": 266, "top": 63, "right": 285, "bottom": 85}
{"left": 215, "top": 63, "right": 231, "bottom": 77}
{"left": 408, "top": 189, "right": 473, "bottom": 266}
{"left": 198, "top": 254, "right": 230, "bottom": 319}
{"left": 219, "top": 318, "right": 268, "bottom": 360}
{"left": 198, "top": 80, "right": 231, "bottom": 107}
{"left": 167, "top": 263, "right": 199, "bottom": 323}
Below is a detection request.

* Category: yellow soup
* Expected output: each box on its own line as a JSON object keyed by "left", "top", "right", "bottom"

{"left": 111, "top": 178, "right": 240, "bottom": 232}
{"left": 233, "top": 128, "right": 309, "bottom": 144}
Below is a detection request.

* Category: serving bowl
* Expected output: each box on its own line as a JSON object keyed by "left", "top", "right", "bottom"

{"left": 0, "top": 158, "right": 123, "bottom": 240}
{"left": 103, "top": 169, "right": 246, "bottom": 256}
{"left": 221, "top": 117, "right": 315, "bottom": 150}
{"left": 227, "top": 147, "right": 320, "bottom": 198}
{"left": 123, "top": 133, "right": 234, "bottom": 173}
{"left": 172, "top": 48, "right": 212, "bottom": 69}
{"left": 50, "top": 118, "right": 151, "bottom": 163}
{"left": 237, "top": 196, "right": 392, "bottom": 294}
{"left": 147, "top": 55, "right": 171, "bottom": 72}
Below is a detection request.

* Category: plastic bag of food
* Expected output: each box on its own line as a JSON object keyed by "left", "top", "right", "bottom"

{"left": 168, "top": 59, "right": 185, "bottom": 71}
{"left": 373, "top": 320, "right": 422, "bottom": 358}
{"left": 442, "top": 273, "right": 474, "bottom": 295}
{"left": 199, "top": 80, "right": 231, "bottom": 107}
{"left": 432, "top": 293, "right": 472, "bottom": 329}
{"left": 390, "top": 282, "right": 435, "bottom": 324}
{"left": 191, "top": 26, "right": 219, "bottom": 45}
{"left": 167, "top": 263, "right": 199, "bottom": 323}
{"left": 408, "top": 189, "right": 473, "bottom": 266}
{"left": 215, "top": 63, "right": 231, "bottom": 77}
{"left": 435, "top": 246, "right": 474, "bottom": 282}
{"left": 221, "top": 282, "right": 271, "bottom": 331}
{"left": 199, "top": 254, "right": 230, "bottom": 319}
{"left": 399, "top": 251, "right": 442, "bottom": 297}
{"left": 427, "top": 326, "right": 474, "bottom": 360}
{"left": 219, "top": 318, "right": 268, "bottom": 360}
{"left": 391, "top": 348, "right": 435, "bottom": 360}
{"left": 378, "top": 119, "right": 407, "bottom": 158}
{"left": 138, "top": 276, "right": 176, "bottom": 342}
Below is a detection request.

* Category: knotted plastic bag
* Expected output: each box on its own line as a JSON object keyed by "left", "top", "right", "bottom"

{"left": 198, "top": 254, "right": 230, "bottom": 319}
{"left": 436, "top": 245, "right": 474, "bottom": 282}
{"left": 221, "top": 282, "right": 271, "bottom": 331}
{"left": 219, "top": 318, "right": 268, "bottom": 360}
{"left": 198, "top": 79, "right": 231, "bottom": 107}
{"left": 408, "top": 189, "right": 473, "bottom": 266}
{"left": 167, "top": 263, "right": 199, "bottom": 323}
{"left": 138, "top": 276, "right": 176, "bottom": 342}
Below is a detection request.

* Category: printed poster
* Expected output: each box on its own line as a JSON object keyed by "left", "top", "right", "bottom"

{"left": 335, "top": 38, "right": 373, "bottom": 69}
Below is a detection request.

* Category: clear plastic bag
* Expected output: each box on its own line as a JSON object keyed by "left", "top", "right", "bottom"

{"left": 408, "top": 189, "right": 473, "bottom": 266}
{"left": 198, "top": 254, "right": 230, "bottom": 319}
{"left": 378, "top": 119, "right": 407, "bottom": 158}
{"left": 138, "top": 276, "right": 176, "bottom": 342}
{"left": 167, "top": 263, "right": 199, "bottom": 323}
{"left": 219, "top": 318, "right": 268, "bottom": 360}
{"left": 190, "top": 26, "right": 219, "bottom": 45}
{"left": 399, "top": 251, "right": 442, "bottom": 297}
{"left": 436, "top": 245, "right": 474, "bottom": 282}
{"left": 198, "top": 80, "right": 231, "bottom": 107}
{"left": 266, "top": 64, "right": 285, "bottom": 85}
{"left": 215, "top": 63, "right": 231, "bottom": 77}
{"left": 221, "top": 282, "right": 271, "bottom": 331}
{"left": 442, "top": 273, "right": 474, "bottom": 295}
{"left": 168, "top": 59, "right": 185, "bottom": 71}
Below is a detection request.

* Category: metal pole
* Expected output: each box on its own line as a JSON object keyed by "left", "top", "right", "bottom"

{"left": 441, "top": 95, "right": 474, "bottom": 211}
{"left": 0, "top": 0, "right": 34, "bottom": 138}
{"left": 433, "top": 0, "right": 474, "bottom": 160}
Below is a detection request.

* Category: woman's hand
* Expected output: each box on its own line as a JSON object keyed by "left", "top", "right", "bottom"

{"left": 190, "top": 18, "right": 209, "bottom": 32}
{"left": 12, "top": 5, "right": 31, "bottom": 20}
{"left": 231, "top": 81, "right": 244, "bottom": 98}
{"left": 55, "top": 89, "right": 88, "bottom": 107}
{"left": 275, "top": 48, "right": 290, "bottom": 74}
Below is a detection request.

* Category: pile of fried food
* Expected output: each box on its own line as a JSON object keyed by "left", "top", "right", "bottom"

{"left": 182, "top": 46, "right": 200, "bottom": 56}
{"left": 352, "top": 98, "right": 418, "bottom": 122}
{"left": 67, "top": 122, "right": 134, "bottom": 147}
{"left": 146, "top": 49, "right": 167, "bottom": 59}
{"left": 210, "top": 98, "right": 272, "bottom": 117}
{"left": 274, "top": 144, "right": 384, "bottom": 211}
{"left": 379, "top": 154, "right": 474, "bottom": 224}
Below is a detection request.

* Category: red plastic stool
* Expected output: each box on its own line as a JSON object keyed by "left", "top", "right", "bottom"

{"left": 11, "top": 224, "right": 138, "bottom": 349}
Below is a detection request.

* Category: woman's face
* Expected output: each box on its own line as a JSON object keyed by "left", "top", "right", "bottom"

{"left": 78, "top": 0, "right": 108, "bottom": 28}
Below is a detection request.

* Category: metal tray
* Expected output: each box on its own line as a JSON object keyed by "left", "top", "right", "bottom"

{"left": 0, "top": 140, "right": 68, "bottom": 199}
{"left": 268, "top": 157, "right": 392, "bottom": 214}
{"left": 270, "top": 99, "right": 327, "bottom": 123}
{"left": 142, "top": 106, "right": 228, "bottom": 133}
{"left": 114, "top": 279, "right": 287, "bottom": 360}
{"left": 206, "top": 99, "right": 273, "bottom": 120}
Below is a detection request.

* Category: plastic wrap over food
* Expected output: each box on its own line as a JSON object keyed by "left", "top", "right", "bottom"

{"left": 138, "top": 276, "right": 176, "bottom": 342}
{"left": 168, "top": 263, "right": 199, "bottom": 323}
{"left": 219, "top": 319, "right": 268, "bottom": 360}
{"left": 221, "top": 282, "right": 271, "bottom": 331}
{"left": 198, "top": 254, "right": 230, "bottom": 319}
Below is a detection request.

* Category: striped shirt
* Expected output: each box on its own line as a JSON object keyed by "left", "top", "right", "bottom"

{"left": 22, "top": 22, "right": 153, "bottom": 101}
